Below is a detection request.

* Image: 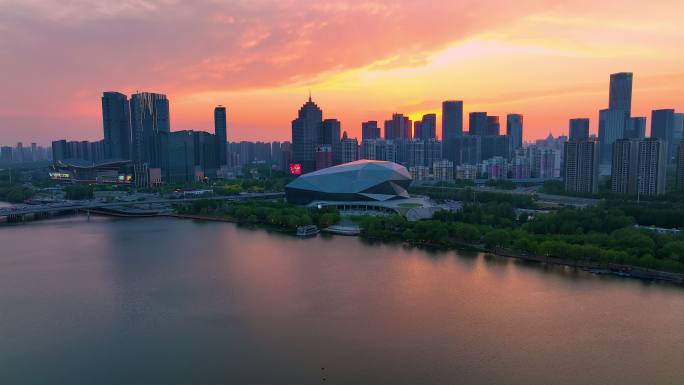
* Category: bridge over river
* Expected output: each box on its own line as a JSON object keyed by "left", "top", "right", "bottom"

{"left": 0, "top": 192, "right": 285, "bottom": 222}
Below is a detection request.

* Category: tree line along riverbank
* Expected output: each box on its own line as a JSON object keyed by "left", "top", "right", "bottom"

{"left": 172, "top": 198, "right": 684, "bottom": 276}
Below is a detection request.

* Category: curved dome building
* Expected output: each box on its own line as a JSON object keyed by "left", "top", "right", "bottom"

{"left": 285, "top": 160, "right": 412, "bottom": 205}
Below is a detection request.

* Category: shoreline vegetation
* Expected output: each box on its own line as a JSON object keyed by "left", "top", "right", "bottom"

{"left": 169, "top": 199, "right": 684, "bottom": 284}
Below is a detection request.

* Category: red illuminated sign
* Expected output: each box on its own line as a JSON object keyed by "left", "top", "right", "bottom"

{"left": 289, "top": 163, "right": 302, "bottom": 175}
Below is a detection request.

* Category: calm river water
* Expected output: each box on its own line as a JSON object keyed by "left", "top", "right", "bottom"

{"left": 1, "top": 216, "right": 683, "bottom": 385}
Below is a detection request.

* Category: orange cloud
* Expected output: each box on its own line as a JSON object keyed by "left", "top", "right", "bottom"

{"left": 0, "top": 0, "right": 683, "bottom": 144}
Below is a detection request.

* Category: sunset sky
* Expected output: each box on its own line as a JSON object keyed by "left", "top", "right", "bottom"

{"left": 1, "top": 0, "right": 683, "bottom": 145}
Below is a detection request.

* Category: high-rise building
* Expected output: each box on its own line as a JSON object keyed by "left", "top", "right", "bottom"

{"left": 340, "top": 132, "right": 359, "bottom": 163}
{"left": 361, "top": 139, "right": 377, "bottom": 160}
{"left": 214, "top": 106, "right": 227, "bottom": 166}
{"left": 453, "top": 136, "right": 481, "bottom": 165}
{"left": 193, "top": 131, "right": 218, "bottom": 178}
{"left": 674, "top": 113, "right": 684, "bottom": 146}
{"left": 563, "top": 139, "right": 600, "bottom": 194}
{"left": 418, "top": 113, "right": 437, "bottom": 140}
{"left": 598, "top": 108, "right": 628, "bottom": 164}
{"left": 469, "top": 112, "right": 488, "bottom": 136}
{"left": 486, "top": 116, "right": 500, "bottom": 136}
{"left": 315, "top": 144, "right": 333, "bottom": 170}
{"left": 238, "top": 141, "right": 255, "bottom": 166}
{"left": 51, "top": 140, "right": 68, "bottom": 163}
{"left": 280, "top": 141, "right": 292, "bottom": 171}
{"left": 291, "top": 95, "right": 323, "bottom": 173}
{"left": 677, "top": 140, "right": 684, "bottom": 192}
{"left": 271, "top": 142, "right": 282, "bottom": 168}
{"left": 608, "top": 138, "right": 667, "bottom": 196}
{"left": 529, "top": 147, "right": 560, "bottom": 179}
{"left": 611, "top": 139, "right": 640, "bottom": 195}
{"left": 384, "top": 113, "right": 412, "bottom": 140}
{"left": 442, "top": 101, "right": 463, "bottom": 140}
{"left": 130, "top": 92, "right": 170, "bottom": 165}
{"left": 406, "top": 140, "right": 425, "bottom": 168}
{"left": 0, "top": 146, "right": 12, "bottom": 163}
{"left": 319, "top": 119, "right": 341, "bottom": 164}
{"left": 442, "top": 100, "right": 463, "bottom": 162}
{"left": 481, "top": 135, "right": 511, "bottom": 160}
{"left": 636, "top": 138, "right": 667, "bottom": 196}
{"left": 625, "top": 117, "right": 647, "bottom": 139}
{"left": 361, "top": 121, "right": 380, "bottom": 141}
{"left": 433, "top": 160, "right": 454, "bottom": 181}
{"left": 609, "top": 72, "right": 633, "bottom": 114}
{"left": 506, "top": 114, "right": 523, "bottom": 150}
{"left": 166, "top": 131, "right": 196, "bottom": 183}
{"left": 423, "top": 139, "right": 442, "bottom": 170}
{"left": 378, "top": 140, "right": 398, "bottom": 163}
{"left": 102, "top": 92, "right": 131, "bottom": 160}
{"left": 569, "top": 118, "right": 590, "bottom": 141}
{"left": 651, "top": 109, "right": 676, "bottom": 162}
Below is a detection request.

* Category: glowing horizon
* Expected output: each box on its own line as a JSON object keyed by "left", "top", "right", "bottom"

{"left": 1, "top": 0, "right": 683, "bottom": 145}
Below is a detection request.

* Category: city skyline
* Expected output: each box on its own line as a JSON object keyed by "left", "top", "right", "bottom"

{"left": 1, "top": 1, "right": 684, "bottom": 145}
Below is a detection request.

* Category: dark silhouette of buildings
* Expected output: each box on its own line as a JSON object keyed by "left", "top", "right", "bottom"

{"left": 319, "top": 119, "right": 341, "bottom": 164}
{"left": 416, "top": 113, "right": 437, "bottom": 140}
{"left": 214, "top": 106, "right": 227, "bottom": 166}
{"left": 564, "top": 139, "right": 599, "bottom": 194}
{"left": 625, "top": 117, "right": 646, "bottom": 139}
{"left": 651, "top": 109, "right": 676, "bottom": 162}
{"left": 486, "top": 116, "right": 500, "bottom": 136}
{"left": 609, "top": 72, "right": 633, "bottom": 114}
{"left": 384, "top": 113, "right": 412, "bottom": 140}
{"left": 506, "top": 114, "right": 523, "bottom": 150}
{"left": 102, "top": 92, "right": 131, "bottom": 160}
{"left": 468, "top": 112, "right": 488, "bottom": 136}
{"left": 130, "top": 92, "right": 170, "bottom": 166}
{"left": 569, "top": 118, "right": 590, "bottom": 141}
{"left": 361, "top": 121, "right": 380, "bottom": 141}
{"left": 598, "top": 108, "right": 628, "bottom": 164}
{"left": 291, "top": 95, "right": 323, "bottom": 173}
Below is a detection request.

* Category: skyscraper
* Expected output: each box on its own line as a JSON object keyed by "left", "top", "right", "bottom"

{"left": 506, "top": 114, "right": 523, "bottom": 150}
{"left": 486, "top": 116, "right": 500, "bottom": 136}
{"left": 319, "top": 119, "right": 341, "bottom": 164}
{"left": 569, "top": 118, "right": 590, "bottom": 141}
{"left": 625, "top": 117, "right": 647, "bottom": 139}
{"left": 674, "top": 113, "right": 684, "bottom": 146}
{"left": 453, "top": 136, "right": 481, "bottom": 165}
{"left": 51, "top": 140, "right": 68, "bottom": 163}
{"left": 418, "top": 113, "right": 437, "bottom": 140}
{"left": 166, "top": 130, "right": 196, "bottom": 183}
{"left": 424, "top": 139, "right": 442, "bottom": 168}
{"left": 468, "top": 112, "right": 488, "bottom": 136}
{"left": 481, "top": 135, "right": 511, "bottom": 160}
{"left": 340, "top": 132, "right": 359, "bottom": 163}
{"left": 598, "top": 108, "right": 627, "bottom": 164}
{"left": 609, "top": 72, "right": 633, "bottom": 114}
{"left": 677, "top": 141, "right": 684, "bottom": 192}
{"left": 650, "top": 109, "right": 676, "bottom": 162}
{"left": 361, "top": 121, "right": 380, "bottom": 141}
{"left": 442, "top": 101, "right": 463, "bottom": 140}
{"left": 101, "top": 92, "right": 131, "bottom": 160}
{"left": 611, "top": 139, "right": 640, "bottom": 195}
{"left": 214, "top": 106, "right": 227, "bottom": 166}
{"left": 441, "top": 101, "right": 463, "bottom": 162}
{"left": 130, "top": 92, "right": 170, "bottom": 165}
{"left": 291, "top": 95, "right": 323, "bottom": 173}
{"left": 384, "top": 113, "right": 412, "bottom": 140}
{"left": 563, "top": 139, "right": 600, "bottom": 194}
{"left": 636, "top": 138, "right": 667, "bottom": 196}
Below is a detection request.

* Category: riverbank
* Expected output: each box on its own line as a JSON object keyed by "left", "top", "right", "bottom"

{"left": 160, "top": 211, "right": 684, "bottom": 285}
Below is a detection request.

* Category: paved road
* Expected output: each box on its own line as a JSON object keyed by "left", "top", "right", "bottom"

{"left": 0, "top": 192, "right": 285, "bottom": 217}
